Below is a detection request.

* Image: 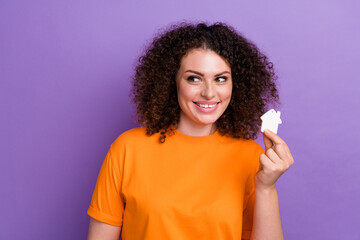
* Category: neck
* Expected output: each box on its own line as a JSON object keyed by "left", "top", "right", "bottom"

{"left": 175, "top": 114, "right": 217, "bottom": 136}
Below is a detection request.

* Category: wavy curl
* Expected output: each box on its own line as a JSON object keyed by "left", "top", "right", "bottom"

{"left": 130, "top": 21, "right": 280, "bottom": 143}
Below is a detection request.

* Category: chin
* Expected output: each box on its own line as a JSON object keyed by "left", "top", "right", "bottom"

{"left": 193, "top": 115, "right": 220, "bottom": 125}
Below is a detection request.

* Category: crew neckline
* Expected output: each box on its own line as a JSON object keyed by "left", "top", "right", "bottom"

{"left": 173, "top": 127, "right": 219, "bottom": 142}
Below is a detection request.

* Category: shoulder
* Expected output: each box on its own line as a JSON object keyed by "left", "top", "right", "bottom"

{"left": 231, "top": 138, "right": 265, "bottom": 163}
{"left": 247, "top": 139, "right": 265, "bottom": 155}
{"left": 222, "top": 134, "right": 264, "bottom": 155}
{"left": 245, "top": 140, "right": 265, "bottom": 161}
{"left": 110, "top": 126, "right": 160, "bottom": 151}
{"left": 242, "top": 139, "right": 264, "bottom": 171}
{"left": 111, "top": 127, "right": 146, "bottom": 147}
{"left": 118, "top": 126, "right": 147, "bottom": 140}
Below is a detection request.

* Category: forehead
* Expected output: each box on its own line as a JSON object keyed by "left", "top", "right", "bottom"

{"left": 179, "top": 49, "right": 231, "bottom": 71}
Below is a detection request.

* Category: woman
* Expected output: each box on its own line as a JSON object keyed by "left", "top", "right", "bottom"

{"left": 87, "top": 22, "right": 294, "bottom": 240}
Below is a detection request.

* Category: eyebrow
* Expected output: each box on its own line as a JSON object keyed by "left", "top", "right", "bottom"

{"left": 184, "top": 70, "right": 231, "bottom": 77}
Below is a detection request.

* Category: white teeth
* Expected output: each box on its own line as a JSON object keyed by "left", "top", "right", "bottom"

{"left": 195, "top": 103, "right": 217, "bottom": 108}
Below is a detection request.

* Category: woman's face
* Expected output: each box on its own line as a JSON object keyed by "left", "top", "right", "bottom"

{"left": 175, "top": 48, "right": 232, "bottom": 129}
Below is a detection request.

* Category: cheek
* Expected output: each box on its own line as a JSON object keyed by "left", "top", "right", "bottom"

{"left": 178, "top": 84, "right": 198, "bottom": 101}
{"left": 220, "top": 85, "right": 232, "bottom": 100}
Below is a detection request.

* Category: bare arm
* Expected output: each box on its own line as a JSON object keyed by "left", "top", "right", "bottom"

{"left": 87, "top": 217, "right": 122, "bottom": 240}
{"left": 249, "top": 129, "right": 294, "bottom": 240}
{"left": 250, "top": 186, "right": 283, "bottom": 240}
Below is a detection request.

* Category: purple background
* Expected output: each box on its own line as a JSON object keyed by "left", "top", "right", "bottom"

{"left": 1, "top": 0, "right": 359, "bottom": 239}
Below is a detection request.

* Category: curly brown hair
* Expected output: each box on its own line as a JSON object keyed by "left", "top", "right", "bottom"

{"left": 130, "top": 21, "right": 280, "bottom": 143}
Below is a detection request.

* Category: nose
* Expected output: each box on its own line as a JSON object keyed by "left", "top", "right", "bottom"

{"left": 200, "top": 80, "right": 216, "bottom": 99}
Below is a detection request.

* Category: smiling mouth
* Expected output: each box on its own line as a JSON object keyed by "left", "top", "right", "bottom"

{"left": 193, "top": 102, "right": 219, "bottom": 108}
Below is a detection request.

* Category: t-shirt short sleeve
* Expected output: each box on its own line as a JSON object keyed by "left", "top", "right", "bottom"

{"left": 241, "top": 144, "right": 264, "bottom": 239}
{"left": 87, "top": 145, "right": 125, "bottom": 226}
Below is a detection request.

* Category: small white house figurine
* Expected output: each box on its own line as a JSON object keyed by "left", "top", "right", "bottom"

{"left": 261, "top": 109, "right": 282, "bottom": 134}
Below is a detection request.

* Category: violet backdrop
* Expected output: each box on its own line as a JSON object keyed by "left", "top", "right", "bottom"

{"left": 1, "top": 0, "right": 359, "bottom": 239}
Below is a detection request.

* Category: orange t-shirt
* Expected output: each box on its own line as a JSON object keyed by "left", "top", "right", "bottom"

{"left": 87, "top": 127, "right": 264, "bottom": 239}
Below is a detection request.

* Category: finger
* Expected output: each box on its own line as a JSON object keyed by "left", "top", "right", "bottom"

{"left": 263, "top": 131, "right": 274, "bottom": 151}
{"left": 265, "top": 148, "right": 282, "bottom": 164}
{"left": 272, "top": 144, "right": 289, "bottom": 161}
{"left": 264, "top": 129, "right": 286, "bottom": 145}
{"left": 259, "top": 153, "right": 276, "bottom": 170}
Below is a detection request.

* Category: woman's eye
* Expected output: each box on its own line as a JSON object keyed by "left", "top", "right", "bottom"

{"left": 187, "top": 76, "right": 200, "bottom": 82}
{"left": 216, "top": 77, "right": 227, "bottom": 82}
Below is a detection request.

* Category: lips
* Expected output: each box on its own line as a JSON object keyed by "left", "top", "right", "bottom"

{"left": 193, "top": 102, "right": 218, "bottom": 107}
{"left": 193, "top": 101, "right": 219, "bottom": 105}
{"left": 192, "top": 101, "right": 219, "bottom": 113}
